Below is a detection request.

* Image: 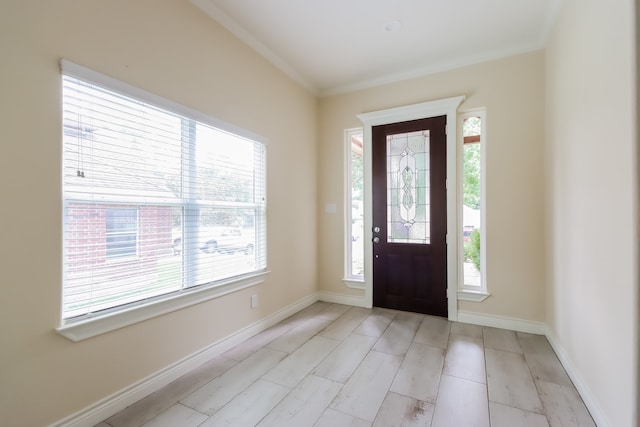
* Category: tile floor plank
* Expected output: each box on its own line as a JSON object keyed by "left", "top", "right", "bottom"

{"left": 180, "top": 347, "right": 287, "bottom": 415}
{"left": 320, "top": 307, "right": 371, "bottom": 340}
{"left": 390, "top": 341, "right": 445, "bottom": 403}
{"left": 105, "top": 356, "right": 237, "bottom": 427}
{"left": 485, "top": 348, "right": 544, "bottom": 414}
{"left": 443, "top": 334, "right": 486, "bottom": 384}
{"left": 141, "top": 404, "right": 207, "bottom": 427}
{"left": 267, "top": 317, "right": 332, "bottom": 354}
{"left": 330, "top": 350, "right": 403, "bottom": 422}
{"left": 313, "top": 333, "right": 378, "bottom": 383}
{"left": 413, "top": 315, "right": 451, "bottom": 349}
{"left": 222, "top": 322, "right": 293, "bottom": 361}
{"left": 281, "top": 302, "right": 332, "bottom": 327}
{"left": 431, "top": 374, "right": 490, "bottom": 427}
{"left": 483, "top": 327, "right": 523, "bottom": 354}
{"left": 257, "top": 375, "right": 342, "bottom": 427}
{"left": 450, "top": 322, "right": 483, "bottom": 339}
{"left": 198, "top": 379, "right": 290, "bottom": 427}
{"left": 315, "top": 303, "right": 352, "bottom": 321}
{"left": 489, "top": 402, "right": 549, "bottom": 427}
{"left": 372, "top": 392, "right": 435, "bottom": 427}
{"left": 352, "top": 308, "right": 397, "bottom": 338}
{"left": 372, "top": 312, "right": 422, "bottom": 356}
{"left": 518, "top": 332, "right": 573, "bottom": 387}
{"left": 314, "top": 409, "right": 372, "bottom": 427}
{"left": 262, "top": 335, "right": 340, "bottom": 388}
{"left": 536, "top": 380, "right": 596, "bottom": 427}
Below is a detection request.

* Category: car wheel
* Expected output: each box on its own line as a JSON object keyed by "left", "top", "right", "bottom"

{"left": 205, "top": 241, "right": 218, "bottom": 253}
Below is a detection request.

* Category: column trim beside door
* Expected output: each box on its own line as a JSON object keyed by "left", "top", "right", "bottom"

{"left": 357, "top": 96, "right": 465, "bottom": 321}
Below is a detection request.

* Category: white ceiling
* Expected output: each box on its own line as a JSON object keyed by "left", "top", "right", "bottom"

{"left": 192, "top": 0, "right": 563, "bottom": 96}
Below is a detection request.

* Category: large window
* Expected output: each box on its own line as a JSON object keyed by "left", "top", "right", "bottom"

{"left": 61, "top": 62, "right": 266, "bottom": 324}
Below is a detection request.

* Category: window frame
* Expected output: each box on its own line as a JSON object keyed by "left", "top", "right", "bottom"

{"left": 343, "top": 128, "right": 365, "bottom": 288}
{"left": 457, "top": 109, "right": 489, "bottom": 301}
{"left": 57, "top": 60, "right": 269, "bottom": 341}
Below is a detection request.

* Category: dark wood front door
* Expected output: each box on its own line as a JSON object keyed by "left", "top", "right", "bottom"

{"left": 372, "top": 116, "right": 448, "bottom": 317}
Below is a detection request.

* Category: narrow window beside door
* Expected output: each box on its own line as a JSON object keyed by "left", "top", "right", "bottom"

{"left": 345, "top": 129, "right": 364, "bottom": 282}
{"left": 460, "top": 111, "right": 487, "bottom": 296}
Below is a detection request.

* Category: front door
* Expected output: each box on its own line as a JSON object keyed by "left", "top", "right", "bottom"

{"left": 372, "top": 116, "right": 448, "bottom": 317}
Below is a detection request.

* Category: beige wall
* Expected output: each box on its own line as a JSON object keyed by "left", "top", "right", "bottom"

{"left": 0, "top": 1, "right": 317, "bottom": 425}
{"left": 318, "top": 51, "right": 547, "bottom": 322}
{"left": 545, "top": 0, "right": 638, "bottom": 425}
{"left": 2, "top": 1, "right": 637, "bottom": 425}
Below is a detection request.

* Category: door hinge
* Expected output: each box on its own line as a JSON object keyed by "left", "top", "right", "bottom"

{"left": 446, "top": 233, "right": 448, "bottom": 244}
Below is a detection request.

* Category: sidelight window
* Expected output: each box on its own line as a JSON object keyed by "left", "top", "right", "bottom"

{"left": 460, "top": 110, "right": 487, "bottom": 297}
{"left": 345, "top": 129, "right": 364, "bottom": 282}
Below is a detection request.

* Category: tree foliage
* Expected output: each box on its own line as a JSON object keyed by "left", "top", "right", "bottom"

{"left": 464, "top": 229, "right": 481, "bottom": 271}
{"left": 463, "top": 143, "right": 481, "bottom": 209}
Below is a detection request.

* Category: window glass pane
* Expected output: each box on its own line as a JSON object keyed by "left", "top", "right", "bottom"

{"left": 105, "top": 208, "right": 138, "bottom": 258}
{"left": 62, "top": 78, "right": 183, "bottom": 199}
{"left": 62, "top": 71, "right": 266, "bottom": 321}
{"left": 350, "top": 132, "right": 364, "bottom": 278}
{"left": 386, "top": 130, "right": 430, "bottom": 244}
{"left": 463, "top": 116, "right": 482, "bottom": 287}
{"left": 194, "top": 124, "right": 258, "bottom": 203}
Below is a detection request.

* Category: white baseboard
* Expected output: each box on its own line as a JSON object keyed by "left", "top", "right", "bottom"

{"left": 50, "top": 293, "right": 320, "bottom": 427}
{"left": 317, "top": 291, "right": 368, "bottom": 308}
{"left": 544, "top": 329, "right": 609, "bottom": 427}
{"left": 456, "top": 310, "right": 547, "bottom": 334}
{"left": 53, "top": 298, "right": 608, "bottom": 427}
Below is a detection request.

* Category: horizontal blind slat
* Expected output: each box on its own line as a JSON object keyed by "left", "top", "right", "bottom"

{"left": 62, "top": 70, "right": 267, "bottom": 321}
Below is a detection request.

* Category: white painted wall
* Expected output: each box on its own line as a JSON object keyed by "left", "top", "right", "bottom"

{"left": 545, "top": 0, "right": 638, "bottom": 425}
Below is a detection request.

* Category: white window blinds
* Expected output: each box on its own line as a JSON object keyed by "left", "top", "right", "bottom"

{"left": 61, "top": 62, "right": 267, "bottom": 321}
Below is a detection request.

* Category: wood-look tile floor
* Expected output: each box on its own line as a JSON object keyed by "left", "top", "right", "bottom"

{"left": 97, "top": 302, "right": 595, "bottom": 427}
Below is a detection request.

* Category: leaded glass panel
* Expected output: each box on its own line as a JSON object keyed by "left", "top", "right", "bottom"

{"left": 386, "top": 130, "right": 430, "bottom": 244}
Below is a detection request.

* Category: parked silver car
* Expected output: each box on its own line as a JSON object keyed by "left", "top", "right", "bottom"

{"left": 173, "top": 227, "right": 254, "bottom": 255}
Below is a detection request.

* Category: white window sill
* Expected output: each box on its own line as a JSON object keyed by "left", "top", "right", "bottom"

{"left": 56, "top": 270, "right": 270, "bottom": 342}
{"left": 343, "top": 277, "right": 365, "bottom": 290}
{"left": 457, "top": 289, "right": 490, "bottom": 302}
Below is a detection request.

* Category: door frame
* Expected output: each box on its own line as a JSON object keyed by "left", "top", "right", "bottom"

{"left": 357, "top": 96, "right": 465, "bottom": 321}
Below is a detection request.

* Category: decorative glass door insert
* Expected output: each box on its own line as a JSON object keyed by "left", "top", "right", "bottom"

{"left": 386, "top": 130, "right": 430, "bottom": 244}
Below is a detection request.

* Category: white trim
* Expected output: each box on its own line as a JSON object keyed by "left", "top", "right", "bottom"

{"left": 344, "top": 128, "right": 365, "bottom": 283}
{"left": 322, "top": 45, "right": 545, "bottom": 97}
{"left": 57, "top": 271, "right": 270, "bottom": 341}
{"left": 342, "top": 278, "right": 366, "bottom": 290}
{"left": 457, "top": 290, "right": 490, "bottom": 302}
{"left": 545, "top": 329, "right": 609, "bottom": 427}
{"left": 317, "top": 292, "right": 368, "bottom": 308}
{"left": 52, "top": 292, "right": 608, "bottom": 427}
{"left": 449, "top": 309, "right": 609, "bottom": 425}
{"left": 357, "top": 96, "right": 466, "bottom": 320}
{"left": 458, "top": 109, "right": 488, "bottom": 295}
{"left": 49, "top": 293, "right": 319, "bottom": 427}
{"left": 456, "top": 310, "right": 547, "bottom": 335}
{"left": 60, "top": 60, "right": 268, "bottom": 145}
{"left": 59, "top": 60, "right": 270, "bottom": 339}
{"left": 189, "top": 0, "right": 318, "bottom": 95}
